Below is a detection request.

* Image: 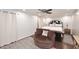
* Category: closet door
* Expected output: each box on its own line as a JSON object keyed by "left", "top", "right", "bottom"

{"left": 0, "top": 12, "right": 5, "bottom": 46}
{"left": 0, "top": 13, "right": 17, "bottom": 46}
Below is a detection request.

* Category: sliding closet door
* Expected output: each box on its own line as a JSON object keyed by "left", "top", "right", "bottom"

{"left": 0, "top": 12, "right": 5, "bottom": 46}
{"left": 0, "top": 13, "right": 16, "bottom": 46}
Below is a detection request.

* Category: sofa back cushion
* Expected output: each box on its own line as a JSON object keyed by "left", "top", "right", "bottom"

{"left": 35, "top": 28, "right": 43, "bottom": 35}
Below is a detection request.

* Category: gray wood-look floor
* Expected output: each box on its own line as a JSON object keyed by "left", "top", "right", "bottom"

{"left": 63, "top": 34, "right": 73, "bottom": 45}
{"left": 0, "top": 34, "right": 74, "bottom": 49}
{"left": 0, "top": 37, "right": 40, "bottom": 49}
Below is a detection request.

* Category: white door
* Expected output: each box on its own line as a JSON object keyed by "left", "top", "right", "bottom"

{"left": 0, "top": 12, "right": 17, "bottom": 47}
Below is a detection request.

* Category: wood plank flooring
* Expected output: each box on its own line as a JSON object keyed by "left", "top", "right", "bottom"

{"left": 55, "top": 34, "right": 74, "bottom": 49}
{"left": 0, "top": 34, "right": 74, "bottom": 49}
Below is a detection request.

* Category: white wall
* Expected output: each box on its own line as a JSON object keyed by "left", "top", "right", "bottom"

{"left": 61, "top": 16, "right": 74, "bottom": 30}
{"left": 43, "top": 18, "right": 52, "bottom": 26}
{"left": 37, "top": 17, "right": 52, "bottom": 28}
{"left": 72, "top": 14, "right": 79, "bottom": 35}
{"left": 16, "top": 12, "right": 37, "bottom": 40}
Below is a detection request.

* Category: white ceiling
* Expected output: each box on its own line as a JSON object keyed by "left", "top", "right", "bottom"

{"left": 0, "top": 9, "right": 78, "bottom": 19}
{"left": 23, "top": 9, "right": 77, "bottom": 18}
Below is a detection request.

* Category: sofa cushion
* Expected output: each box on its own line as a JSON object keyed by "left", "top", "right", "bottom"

{"left": 42, "top": 30, "right": 48, "bottom": 37}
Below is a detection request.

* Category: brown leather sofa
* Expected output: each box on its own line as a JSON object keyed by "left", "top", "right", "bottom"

{"left": 34, "top": 28, "right": 55, "bottom": 49}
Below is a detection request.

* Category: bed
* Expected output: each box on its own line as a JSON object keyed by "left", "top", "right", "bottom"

{"left": 40, "top": 20, "right": 64, "bottom": 42}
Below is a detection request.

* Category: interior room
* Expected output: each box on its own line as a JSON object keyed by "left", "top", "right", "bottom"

{"left": 0, "top": 9, "right": 79, "bottom": 49}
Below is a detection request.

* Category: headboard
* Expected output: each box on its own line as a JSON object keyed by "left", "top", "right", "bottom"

{"left": 49, "top": 20, "right": 63, "bottom": 28}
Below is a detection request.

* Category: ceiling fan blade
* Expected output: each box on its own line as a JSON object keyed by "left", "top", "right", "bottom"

{"left": 46, "top": 11, "right": 52, "bottom": 14}
{"left": 38, "top": 9, "right": 52, "bottom": 14}
{"left": 46, "top": 9, "right": 52, "bottom": 11}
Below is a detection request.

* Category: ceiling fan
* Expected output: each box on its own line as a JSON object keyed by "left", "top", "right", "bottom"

{"left": 38, "top": 9, "right": 52, "bottom": 14}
